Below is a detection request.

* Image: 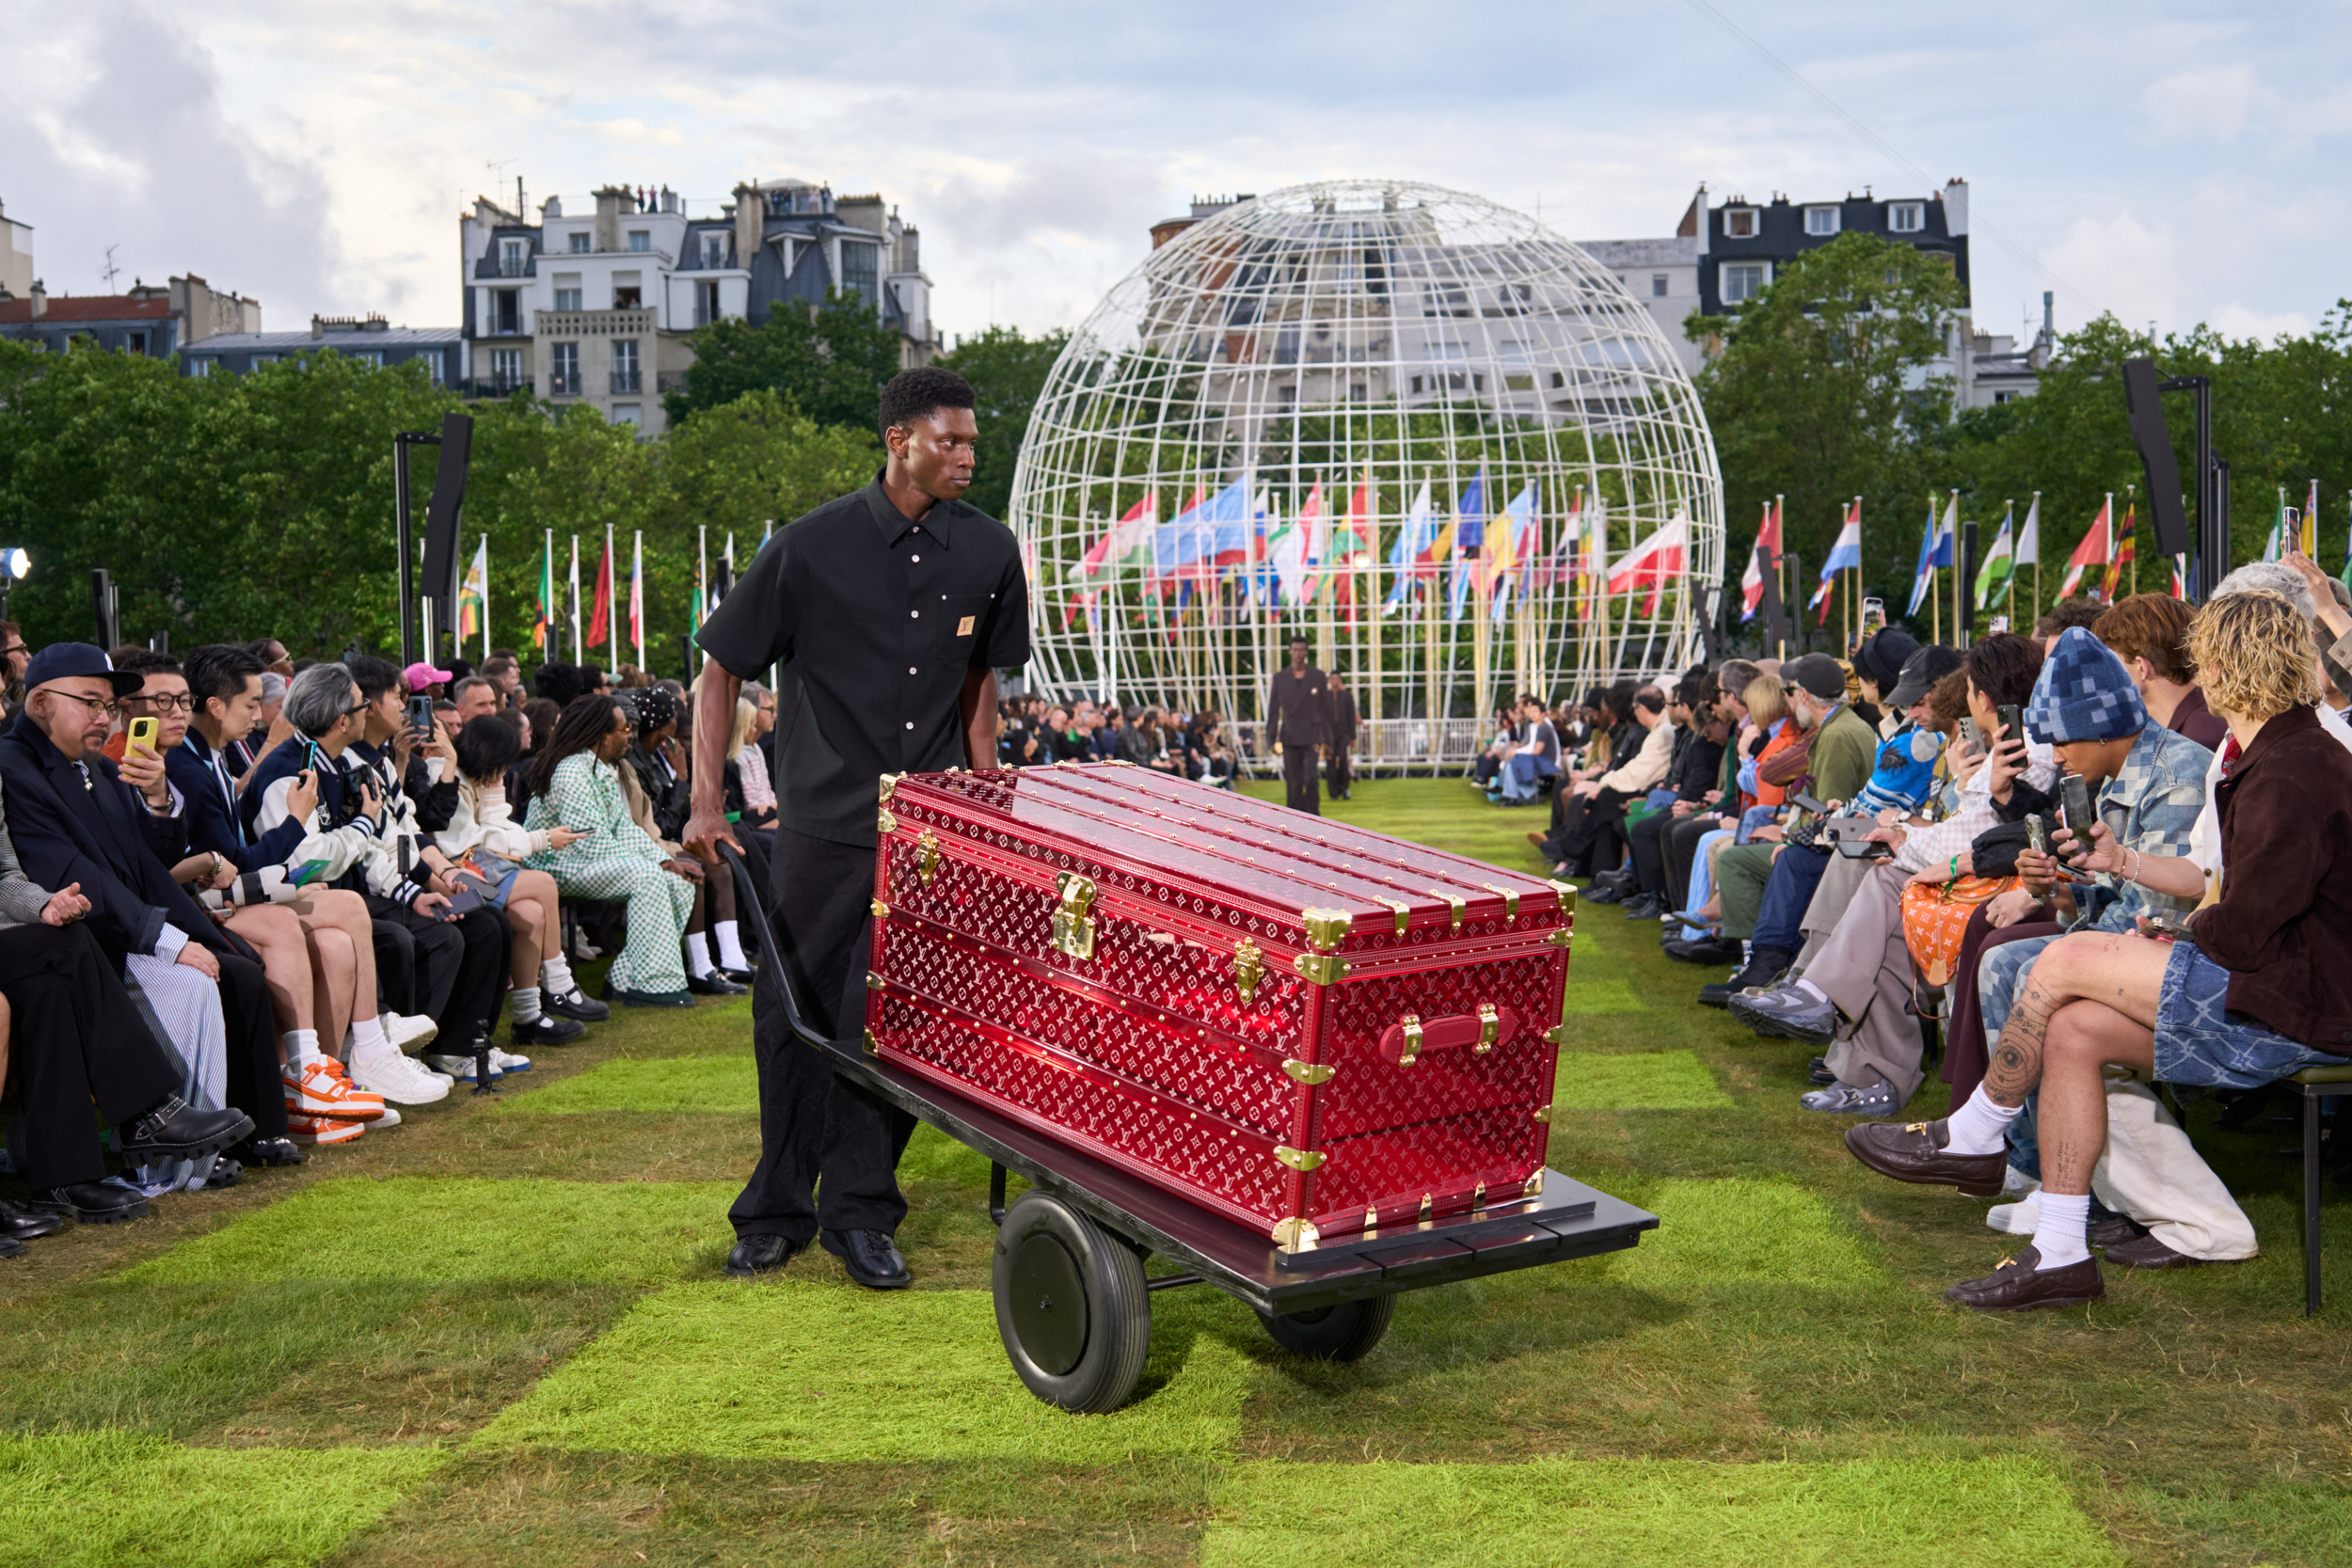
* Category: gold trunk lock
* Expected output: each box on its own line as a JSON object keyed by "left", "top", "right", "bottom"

{"left": 1232, "top": 939, "right": 1263, "bottom": 1005}
{"left": 914, "top": 829, "right": 942, "bottom": 887}
{"left": 1050, "top": 871, "right": 1098, "bottom": 960}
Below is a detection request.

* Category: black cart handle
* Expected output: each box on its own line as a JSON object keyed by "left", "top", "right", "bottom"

{"left": 715, "top": 841, "right": 834, "bottom": 1053}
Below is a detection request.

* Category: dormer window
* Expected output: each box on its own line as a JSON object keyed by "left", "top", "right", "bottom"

{"left": 1889, "top": 203, "right": 1924, "bottom": 233}
{"left": 1724, "top": 207, "right": 1758, "bottom": 239}
{"left": 1804, "top": 206, "right": 1839, "bottom": 236}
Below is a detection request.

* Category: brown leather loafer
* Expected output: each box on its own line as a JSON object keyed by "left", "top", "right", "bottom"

{"left": 2099, "top": 1229, "right": 2207, "bottom": 1270}
{"left": 2089, "top": 1214, "right": 2147, "bottom": 1249}
{"left": 1843, "top": 1118, "right": 2008, "bottom": 1196}
{"left": 1946, "top": 1245, "right": 2105, "bottom": 1311}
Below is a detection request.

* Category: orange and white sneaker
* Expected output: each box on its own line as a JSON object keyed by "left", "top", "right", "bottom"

{"left": 285, "top": 1112, "right": 366, "bottom": 1145}
{"left": 281, "top": 1061, "right": 386, "bottom": 1121}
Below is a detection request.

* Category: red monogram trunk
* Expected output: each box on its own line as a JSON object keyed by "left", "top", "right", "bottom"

{"left": 864, "top": 764, "right": 1573, "bottom": 1252}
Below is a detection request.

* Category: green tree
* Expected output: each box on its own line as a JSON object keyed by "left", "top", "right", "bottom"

{"left": 936, "top": 325, "right": 1070, "bottom": 522}
{"left": 1687, "top": 231, "right": 1967, "bottom": 635}
{"left": 662, "top": 290, "right": 902, "bottom": 432}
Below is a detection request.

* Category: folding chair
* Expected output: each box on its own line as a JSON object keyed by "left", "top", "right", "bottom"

{"left": 2291, "top": 1064, "right": 2352, "bottom": 1316}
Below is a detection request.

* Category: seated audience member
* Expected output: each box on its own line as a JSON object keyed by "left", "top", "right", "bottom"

{"left": 1545, "top": 687, "right": 1672, "bottom": 879}
{"left": 1653, "top": 660, "right": 1756, "bottom": 941}
{"left": 1734, "top": 636, "right": 2049, "bottom": 1111}
{"left": 0, "top": 620, "right": 28, "bottom": 715}
{"left": 1472, "top": 705, "right": 1518, "bottom": 791}
{"left": 1861, "top": 592, "right": 2351, "bottom": 1307}
{"left": 1699, "top": 655, "right": 1880, "bottom": 1000}
{"left": 0, "top": 644, "right": 295, "bottom": 1180}
{"left": 620, "top": 686, "right": 749, "bottom": 991}
{"left": 157, "top": 645, "right": 399, "bottom": 1135}
{"left": 1496, "top": 692, "right": 1563, "bottom": 806}
{"left": 2094, "top": 594, "right": 2228, "bottom": 750}
{"left": 0, "top": 816, "right": 252, "bottom": 1231}
{"left": 246, "top": 639, "right": 294, "bottom": 680}
{"left": 1618, "top": 672, "right": 1723, "bottom": 916}
{"left": 245, "top": 666, "right": 478, "bottom": 1103}
{"left": 1851, "top": 628, "right": 1920, "bottom": 731}
{"left": 438, "top": 713, "right": 606, "bottom": 1047}
{"left": 728, "top": 694, "right": 779, "bottom": 833}
{"left": 1844, "top": 623, "right": 2219, "bottom": 1305}
{"left": 525, "top": 694, "right": 699, "bottom": 1007}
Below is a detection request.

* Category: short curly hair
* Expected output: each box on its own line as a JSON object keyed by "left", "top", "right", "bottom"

{"left": 2185, "top": 589, "right": 2317, "bottom": 723}
{"left": 878, "top": 366, "right": 976, "bottom": 437}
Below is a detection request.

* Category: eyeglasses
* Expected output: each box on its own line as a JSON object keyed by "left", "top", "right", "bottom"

{"left": 43, "top": 690, "right": 120, "bottom": 721}
{"left": 128, "top": 693, "right": 196, "bottom": 714}
{"left": 343, "top": 702, "right": 368, "bottom": 717}
{"left": 0, "top": 644, "right": 25, "bottom": 659}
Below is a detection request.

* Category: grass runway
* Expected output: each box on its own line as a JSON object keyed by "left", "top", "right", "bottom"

{"left": 0, "top": 776, "right": 2344, "bottom": 1565}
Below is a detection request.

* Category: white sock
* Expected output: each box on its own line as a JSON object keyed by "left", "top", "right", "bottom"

{"left": 713, "top": 920, "right": 749, "bottom": 972}
{"left": 510, "top": 985, "right": 543, "bottom": 1023}
{"left": 2032, "top": 1191, "right": 2092, "bottom": 1270}
{"left": 1943, "top": 1086, "right": 2023, "bottom": 1156}
{"left": 540, "top": 957, "right": 577, "bottom": 996}
{"left": 280, "top": 1029, "right": 321, "bottom": 1069}
{"left": 349, "top": 1014, "right": 389, "bottom": 1054}
{"left": 684, "top": 935, "right": 715, "bottom": 978}
{"left": 1792, "top": 977, "right": 1829, "bottom": 1006}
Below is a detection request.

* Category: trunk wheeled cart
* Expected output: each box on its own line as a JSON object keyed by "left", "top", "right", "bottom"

{"left": 723, "top": 843, "right": 1658, "bottom": 1415}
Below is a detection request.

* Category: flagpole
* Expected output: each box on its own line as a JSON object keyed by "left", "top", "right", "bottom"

{"left": 1951, "top": 490, "right": 1962, "bottom": 645}
{"left": 2127, "top": 483, "right": 2138, "bottom": 596}
{"left": 606, "top": 522, "right": 618, "bottom": 660}
{"left": 632, "top": 529, "right": 644, "bottom": 673}
{"left": 1366, "top": 467, "right": 1381, "bottom": 724}
{"left": 569, "top": 534, "right": 582, "bottom": 666}
{"left": 542, "top": 527, "right": 554, "bottom": 657}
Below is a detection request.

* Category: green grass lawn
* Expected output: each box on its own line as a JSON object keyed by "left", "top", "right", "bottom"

{"left": 0, "top": 776, "right": 2344, "bottom": 1566}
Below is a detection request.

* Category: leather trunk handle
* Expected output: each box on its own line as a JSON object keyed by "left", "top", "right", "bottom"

{"left": 1380, "top": 1003, "right": 1518, "bottom": 1067}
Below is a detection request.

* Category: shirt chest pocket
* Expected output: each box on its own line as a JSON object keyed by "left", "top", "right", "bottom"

{"left": 930, "top": 593, "right": 993, "bottom": 661}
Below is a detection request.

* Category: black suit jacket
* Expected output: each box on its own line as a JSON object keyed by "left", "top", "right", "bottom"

{"left": 0, "top": 715, "right": 249, "bottom": 965}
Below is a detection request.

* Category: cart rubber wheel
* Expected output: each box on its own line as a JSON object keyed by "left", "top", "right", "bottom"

{"left": 993, "top": 1190, "right": 1151, "bottom": 1413}
{"left": 1256, "top": 1293, "right": 1396, "bottom": 1362}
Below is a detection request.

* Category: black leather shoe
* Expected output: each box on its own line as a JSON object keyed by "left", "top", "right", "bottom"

{"left": 1946, "top": 1245, "right": 2106, "bottom": 1311}
{"left": 717, "top": 966, "right": 755, "bottom": 986}
{"left": 118, "top": 1097, "right": 254, "bottom": 1165}
{"left": 1843, "top": 1118, "right": 2009, "bottom": 1196}
{"left": 602, "top": 981, "right": 693, "bottom": 1008}
{"left": 819, "top": 1227, "right": 911, "bottom": 1290}
{"left": 513, "top": 1013, "right": 586, "bottom": 1047}
{"left": 1621, "top": 893, "right": 1663, "bottom": 920}
{"left": 231, "top": 1136, "right": 307, "bottom": 1168}
{"left": 544, "top": 985, "right": 612, "bottom": 1022}
{"left": 1583, "top": 881, "right": 1627, "bottom": 905}
{"left": 0, "top": 1200, "right": 66, "bottom": 1243}
{"left": 724, "top": 1233, "right": 803, "bottom": 1278}
{"left": 1665, "top": 937, "right": 1745, "bottom": 966}
{"left": 687, "top": 972, "right": 749, "bottom": 996}
{"left": 28, "top": 1182, "right": 151, "bottom": 1225}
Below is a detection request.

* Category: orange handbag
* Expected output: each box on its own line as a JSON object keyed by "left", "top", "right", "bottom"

{"left": 1900, "top": 875, "right": 2019, "bottom": 987}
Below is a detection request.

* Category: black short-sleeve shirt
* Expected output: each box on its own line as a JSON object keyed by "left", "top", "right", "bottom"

{"left": 695, "top": 470, "right": 1029, "bottom": 847}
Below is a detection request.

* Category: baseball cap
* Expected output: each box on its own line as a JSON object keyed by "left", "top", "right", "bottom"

{"left": 23, "top": 642, "right": 145, "bottom": 698}
{"left": 1887, "top": 645, "right": 1964, "bottom": 709}
{"left": 1782, "top": 653, "right": 1848, "bottom": 700}
{"left": 402, "top": 661, "right": 454, "bottom": 692}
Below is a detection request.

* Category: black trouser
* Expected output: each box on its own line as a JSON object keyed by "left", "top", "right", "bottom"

{"left": 0, "top": 924, "right": 183, "bottom": 1187}
{"left": 1552, "top": 788, "right": 1632, "bottom": 876}
{"left": 365, "top": 896, "right": 509, "bottom": 1043}
{"left": 1282, "top": 745, "right": 1321, "bottom": 814}
{"left": 1665, "top": 814, "right": 1720, "bottom": 912}
{"left": 730, "top": 828, "right": 914, "bottom": 1244}
{"left": 1628, "top": 809, "right": 1673, "bottom": 896}
{"left": 370, "top": 918, "right": 418, "bottom": 1016}
{"left": 1326, "top": 741, "right": 1353, "bottom": 799}
{"left": 215, "top": 947, "right": 290, "bottom": 1142}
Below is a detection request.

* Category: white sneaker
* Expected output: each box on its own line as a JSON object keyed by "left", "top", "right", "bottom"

{"left": 425, "top": 1052, "right": 501, "bottom": 1085}
{"left": 489, "top": 1047, "right": 531, "bottom": 1073}
{"left": 374, "top": 1104, "right": 403, "bottom": 1129}
{"left": 383, "top": 1012, "right": 439, "bottom": 1052}
{"left": 349, "top": 1042, "right": 452, "bottom": 1105}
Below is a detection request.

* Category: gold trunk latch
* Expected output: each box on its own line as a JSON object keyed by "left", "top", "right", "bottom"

{"left": 1280, "top": 1058, "right": 1335, "bottom": 1085}
{"left": 1050, "top": 871, "right": 1098, "bottom": 960}
{"left": 1381, "top": 898, "right": 1410, "bottom": 935}
{"left": 1475, "top": 1002, "right": 1500, "bottom": 1054}
{"left": 1270, "top": 1217, "right": 1320, "bottom": 1252}
{"left": 1232, "top": 939, "right": 1263, "bottom": 1006}
{"left": 1300, "top": 907, "right": 1352, "bottom": 951}
{"left": 1481, "top": 883, "right": 1520, "bottom": 921}
{"left": 1396, "top": 1013, "right": 1425, "bottom": 1067}
{"left": 1273, "top": 1145, "right": 1326, "bottom": 1173}
{"left": 914, "top": 829, "right": 942, "bottom": 887}
{"left": 877, "top": 807, "right": 898, "bottom": 836}
{"left": 1429, "top": 889, "right": 1466, "bottom": 930}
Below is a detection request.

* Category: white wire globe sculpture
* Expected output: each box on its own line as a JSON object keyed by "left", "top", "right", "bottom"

{"left": 1009, "top": 180, "right": 1723, "bottom": 772}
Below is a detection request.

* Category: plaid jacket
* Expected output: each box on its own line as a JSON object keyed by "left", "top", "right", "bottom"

{"left": 2071, "top": 721, "right": 2213, "bottom": 933}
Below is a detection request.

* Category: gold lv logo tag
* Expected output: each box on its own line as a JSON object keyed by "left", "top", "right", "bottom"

{"left": 956, "top": 615, "right": 976, "bottom": 636}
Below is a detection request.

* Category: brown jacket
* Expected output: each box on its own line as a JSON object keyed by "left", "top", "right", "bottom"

{"left": 2192, "top": 703, "right": 2352, "bottom": 1052}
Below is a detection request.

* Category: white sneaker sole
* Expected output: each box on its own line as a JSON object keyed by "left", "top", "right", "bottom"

{"left": 385, "top": 1015, "right": 440, "bottom": 1052}
{"left": 351, "top": 1068, "right": 452, "bottom": 1106}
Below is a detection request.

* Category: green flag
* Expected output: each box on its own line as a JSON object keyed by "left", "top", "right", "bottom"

{"left": 1973, "top": 512, "right": 2015, "bottom": 610}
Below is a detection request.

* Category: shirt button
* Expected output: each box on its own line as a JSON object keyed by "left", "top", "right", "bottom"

{"left": 911, "top": 554, "right": 920, "bottom": 562}
{"left": 909, "top": 666, "right": 917, "bottom": 674}
{"left": 911, "top": 610, "right": 920, "bottom": 618}
{"left": 905, "top": 721, "right": 914, "bottom": 730}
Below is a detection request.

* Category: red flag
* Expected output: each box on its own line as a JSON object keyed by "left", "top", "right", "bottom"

{"left": 2110, "top": 502, "right": 2137, "bottom": 594}
{"left": 586, "top": 540, "right": 613, "bottom": 647}
{"left": 2057, "top": 498, "right": 2111, "bottom": 598}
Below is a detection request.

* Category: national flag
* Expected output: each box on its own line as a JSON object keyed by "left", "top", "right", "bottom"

{"left": 2303, "top": 479, "right": 2321, "bottom": 558}
{"left": 532, "top": 532, "right": 555, "bottom": 649}
{"left": 586, "top": 536, "right": 613, "bottom": 648}
{"left": 1513, "top": 483, "right": 1544, "bottom": 599}
{"left": 1270, "top": 487, "right": 1314, "bottom": 608}
{"left": 457, "top": 536, "right": 488, "bottom": 640}
{"left": 2169, "top": 555, "right": 2187, "bottom": 600}
{"left": 1490, "top": 483, "right": 1536, "bottom": 622}
{"left": 628, "top": 531, "right": 644, "bottom": 655}
{"left": 1739, "top": 498, "right": 1782, "bottom": 623}
{"left": 1605, "top": 513, "right": 1690, "bottom": 615}
{"left": 2016, "top": 494, "right": 2041, "bottom": 567}
{"left": 1905, "top": 495, "right": 1953, "bottom": 616}
{"left": 2057, "top": 496, "right": 2112, "bottom": 598}
{"left": 2262, "top": 488, "right": 2289, "bottom": 562}
{"left": 1383, "top": 482, "right": 1437, "bottom": 613}
{"left": 1811, "top": 497, "right": 1862, "bottom": 625}
{"left": 1446, "top": 468, "right": 1488, "bottom": 622}
{"left": 2111, "top": 502, "right": 2137, "bottom": 593}
{"left": 1974, "top": 506, "right": 2015, "bottom": 610}
{"left": 1153, "top": 481, "right": 1251, "bottom": 591}
{"left": 567, "top": 538, "right": 582, "bottom": 654}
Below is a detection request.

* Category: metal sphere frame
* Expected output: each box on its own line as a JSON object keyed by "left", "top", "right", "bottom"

{"left": 1009, "top": 180, "right": 1723, "bottom": 771}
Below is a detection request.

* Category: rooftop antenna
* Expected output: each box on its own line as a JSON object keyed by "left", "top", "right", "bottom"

{"left": 101, "top": 245, "right": 119, "bottom": 290}
{"left": 485, "top": 158, "right": 517, "bottom": 210}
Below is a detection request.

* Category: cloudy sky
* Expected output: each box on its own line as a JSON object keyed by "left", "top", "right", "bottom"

{"left": 4, "top": 0, "right": 2346, "bottom": 347}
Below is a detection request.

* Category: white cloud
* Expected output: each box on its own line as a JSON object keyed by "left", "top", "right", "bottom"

{"left": 2206, "top": 302, "right": 2315, "bottom": 341}
{"left": 2141, "top": 63, "right": 2265, "bottom": 142}
{"left": 2041, "top": 209, "right": 2176, "bottom": 334}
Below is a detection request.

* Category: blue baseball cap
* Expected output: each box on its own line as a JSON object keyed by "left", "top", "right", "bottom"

{"left": 23, "top": 642, "right": 145, "bottom": 699}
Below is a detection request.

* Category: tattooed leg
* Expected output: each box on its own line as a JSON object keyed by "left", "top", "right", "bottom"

{"left": 1983, "top": 931, "right": 2173, "bottom": 1108}
{"left": 2038, "top": 1000, "right": 2158, "bottom": 1197}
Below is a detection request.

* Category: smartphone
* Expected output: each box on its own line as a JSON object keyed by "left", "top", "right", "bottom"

{"left": 1957, "top": 718, "right": 1983, "bottom": 751}
{"left": 407, "top": 694, "right": 434, "bottom": 741}
{"left": 1995, "top": 704, "right": 2024, "bottom": 746}
{"left": 126, "top": 716, "right": 160, "bottom": 752}
{"left": 2143, "top": 911, "right": 2194, "bottom": 939}
{"left": 1825, "top": 815, "right": 1890, "bottom": 858}
{"left": 1788, "top": 789, "right": 1828, "bottom": 816}
{"left": 1860, "top": 597, "right": 1886, "bottom": 634}
{"left": 2059, "top": 774, "right": 2097, "bottom": 848}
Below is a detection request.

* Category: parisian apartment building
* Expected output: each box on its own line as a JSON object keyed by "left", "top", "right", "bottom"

{"left": 0, "top": 196, "right": 263, "bottom": 357}
{"left": 458, "top": 178, "right": 938, "bottom": 436}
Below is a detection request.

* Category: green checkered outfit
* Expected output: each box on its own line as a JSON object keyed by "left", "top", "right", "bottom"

{"left": 525, "top": 753, "right": 692, "bottom": 995}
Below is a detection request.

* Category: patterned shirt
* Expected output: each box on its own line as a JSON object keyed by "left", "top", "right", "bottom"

{"left": 2068, "top": 721, "right": 2212, "bottom": 932}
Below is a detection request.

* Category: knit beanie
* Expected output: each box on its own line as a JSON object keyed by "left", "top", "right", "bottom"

{"left": 2025, "top": 626, "right": 2147, "bottom": 744}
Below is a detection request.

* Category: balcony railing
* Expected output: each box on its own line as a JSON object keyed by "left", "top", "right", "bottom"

{"left": 533, "top": 308, "right": 657, "bottom": 337}
{"left": 457, "top": 377, "right": 529, "bottom": 399}
{"left": 610, "top": 367, "right": 643, "bottom": 393}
